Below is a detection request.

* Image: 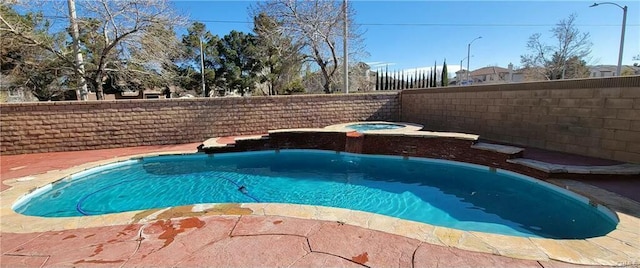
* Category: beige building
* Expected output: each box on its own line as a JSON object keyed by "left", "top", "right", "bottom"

{"left": 589, "top": 65, "right": 640, "bottom": 77}
{"left": 453, "top": 64, "right": 523, "bottom": 85}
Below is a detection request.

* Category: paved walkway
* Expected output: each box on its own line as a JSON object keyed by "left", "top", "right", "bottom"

{"left": 1, "top": 143, "right": 638, "bottom": 267}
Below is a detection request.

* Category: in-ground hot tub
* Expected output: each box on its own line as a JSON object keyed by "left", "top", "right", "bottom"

{"left": 346, "top": 122, "right": 404, "bottom": 132}
{"left": 324, "top": 121, "right": 423, "bottom": 133}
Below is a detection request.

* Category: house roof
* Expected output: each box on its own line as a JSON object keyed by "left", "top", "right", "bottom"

{"left": 590, "top": 65, "right": 617, "bottom": 72}
{"left": 470, "top": 66, "right": 510, "bottom": 76}
{"left": 589, "top": 65, "right": 640, "bottom": 72}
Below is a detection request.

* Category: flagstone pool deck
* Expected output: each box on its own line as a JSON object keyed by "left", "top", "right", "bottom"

{"left": 1, "top": 141, "right": 639, "bottom": 267}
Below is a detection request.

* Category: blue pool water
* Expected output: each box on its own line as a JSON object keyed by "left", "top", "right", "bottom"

{"left": 347, "top": 123, "right": 404, "bottom": 132}
{"left": 14, "top": 150, "right": 617, "bottom": 239}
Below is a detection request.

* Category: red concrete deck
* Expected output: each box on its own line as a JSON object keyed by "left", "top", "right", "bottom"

{"left": 0, "top": 143, "right": 200, "bottom": 191}
{"left": 1, "top": 214, "right": 588, "bottom": 268}
{"left": 0, "top": 142, "right": 635, "bottom": 267}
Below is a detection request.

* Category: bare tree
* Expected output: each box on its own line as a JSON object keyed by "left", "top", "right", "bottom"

{"left": 74, "top": 0, "right": 185, "bottom": 99}
{"left": 254, "top": 0, "right": 365, "bottom": 93}
{"left": 1, "top": 0, "right": 185, "bottom": 100}
{"left": 520, "top": 14, "right": 592, "bottom": 80}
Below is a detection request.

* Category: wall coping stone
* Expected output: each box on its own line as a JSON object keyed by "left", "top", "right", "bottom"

{"left": 402, "top": 75, "right": 640, "bottom": 95}
{"left": 0, "top": 92, "right": 400, "bottom": 108}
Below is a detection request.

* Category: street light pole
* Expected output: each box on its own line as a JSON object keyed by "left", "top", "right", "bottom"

{"left": 590, "top": 2, "right": 627, "bottom": 76}
{"left": 466, "top": 36, "right": 482, "bottom": 83}
{"left": 460, "top": 56, "right": 468, "bottom": 84}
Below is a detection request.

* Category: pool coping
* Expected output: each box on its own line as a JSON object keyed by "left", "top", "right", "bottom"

{"left": 1, "top": 150, "right": 639, "bottom": 266}
{"left": 508, "top": 158, "right": 640, "bottom": 175}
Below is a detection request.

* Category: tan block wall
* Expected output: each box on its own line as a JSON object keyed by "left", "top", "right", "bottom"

{"left": 401, "top": 76, "right": 640, "bottom": 164}
{"left": 0, "top": 93, "right": 399, "bottom": 155}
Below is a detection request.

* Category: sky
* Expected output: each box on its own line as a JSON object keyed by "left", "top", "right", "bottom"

{"left": 171, "top": 0, "right": 640, "bottom": 74}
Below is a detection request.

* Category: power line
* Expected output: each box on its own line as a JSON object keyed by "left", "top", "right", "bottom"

{"left": 359, "top": 23, "right": 639, "bottom": 27}
{"left": 39, "top": 15, "right": 639, "bottom": 27}
{"left": 194, "top": 19, "right": 638, "bottom": 27}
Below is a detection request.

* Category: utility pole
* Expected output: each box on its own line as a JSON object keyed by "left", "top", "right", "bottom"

{"left": 343, "top": 0, "right": 349, "bottom": 94}
{"left": 200, "top": 37, "right": 206, "bottom": 97}
{"left": 67, "top": 0, "right": 88, "bottom": 100}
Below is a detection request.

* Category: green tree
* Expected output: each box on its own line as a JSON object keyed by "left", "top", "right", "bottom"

{"left": 426, "top": 71, "right": 430, "bottom": 88}
{"left": 18, "top": 57, "right": 72, "bottom": 101}
{"left": 431, "top": 62, "right": 437, "bottom": 87}
{"left": 411, "top": 70, "right": 416, "bottom": 88}
{"left": 179, "top": 22, "right": 219, "bottom": 96}
{"left": 621, "top": 66, "right": 636, "bottom": 76}
{"left": 217, "top": 31, "right": 262, "bottom": 96}
{"left": 0, "top": 5, "right": 43, "bottom": 74}
{"left": 392, "top": 70, "right": 397, "bottom": 89}
{"left": 441, "top": 60, "right": 448, "bottom": 87}
{"left": 384, "top": 66, "right": 389, "bottom": 90}
{"left": 253, "top": 13, "right": 303, "bottom": 95}
{"left": 281, "top": 79, "right": 305, "bottom": 94}
{"left": 0, "top": 5, "right": 72, "bottom": 100}
{"left": 401, "top": 72, "right": 406, "bottom": 89}
{"left": 548, "top": 53, "right": 589, "bottom": 79}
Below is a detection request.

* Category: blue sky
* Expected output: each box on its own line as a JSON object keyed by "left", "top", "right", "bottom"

{"left": 172, "top": 0, "right": 639, "bottom": 73}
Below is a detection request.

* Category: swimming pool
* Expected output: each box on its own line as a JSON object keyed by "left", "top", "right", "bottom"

{"left": 13, "top": 150, "right": 617, "bottom": 239}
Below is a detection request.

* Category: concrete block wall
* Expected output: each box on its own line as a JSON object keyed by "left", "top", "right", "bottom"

{"left": 401, "top": 76, "right": 640, "bottom": 164}
{"left": 0, "top": 93, "right": 399, "bottom": 155}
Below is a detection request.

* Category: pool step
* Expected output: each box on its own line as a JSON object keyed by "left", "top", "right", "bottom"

{"left": 200, "top": 135, "right": 269, "bottom": 151}
{"left": 471, "top": 142, "right": 524, "bottom": 157}
{"left": 507, "top": 158, "right": 640, "bottom": 175}
{"left": 234, "top": 135, "right": 270, "bottom": 143}
{"left": 200, "top": 137, "right": 231, "bottom": 149}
